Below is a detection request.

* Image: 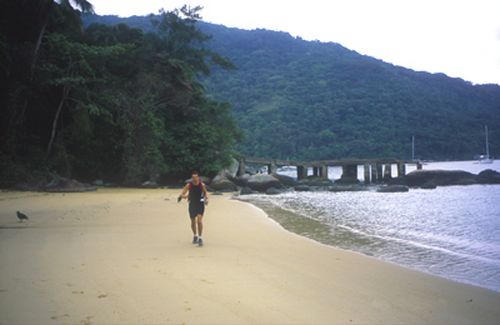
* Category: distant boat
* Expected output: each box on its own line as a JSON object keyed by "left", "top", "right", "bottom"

{"left": 411, "top": 135, "right": 428, "bottom": 165}
{"left": 475, "top": 126, "right": 494, "bottom": 164}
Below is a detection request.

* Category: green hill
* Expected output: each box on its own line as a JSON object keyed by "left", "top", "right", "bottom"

{"left": 83, "top": 14, "right": 500, "bottom": 161}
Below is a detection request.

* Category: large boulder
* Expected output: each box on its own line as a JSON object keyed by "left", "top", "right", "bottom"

{"left": 272, "top": 173, "right": 298, "bottom": 187}
{"left": 403, "top": 170, "right": 477, "bottom": 187}
{"left": 222, "top": 157, "right": 240, "bottom": 178}
{"left": 476, "top": 169, "right": 500, "bottom": 184}
{"left": 247, "top": 174, "right": 283, "bottom": 192}
{"left": 377, "top": 185, "right": 409, "bottom": 193}
{"left": 209, "top": 175, "right": 237, "bottom": 192}
{"left": 239, "top": 186, "right": 253, "bottom": 195}
{"left": 230, "top": 173, "right": 251, "bottom": 187}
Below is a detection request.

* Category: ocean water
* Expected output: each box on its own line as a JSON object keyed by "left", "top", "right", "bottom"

{"left": 238, "top": 161, "right": 500, "bottom": 292}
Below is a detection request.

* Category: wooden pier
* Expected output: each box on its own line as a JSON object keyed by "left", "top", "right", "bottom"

{"left": 238, "top": 157, "right": 422, "bottom": 183}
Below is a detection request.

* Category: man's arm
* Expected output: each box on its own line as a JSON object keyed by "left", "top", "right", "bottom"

{"left": 178, "top": 184, "right": 189, "bottom": 202}
{"left": 202, "top": 183, "right": 209, "bottom": 205}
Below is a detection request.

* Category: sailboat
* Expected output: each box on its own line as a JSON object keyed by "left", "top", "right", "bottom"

{"left": 476, "top": 125, "right": 494, "bottom": 164}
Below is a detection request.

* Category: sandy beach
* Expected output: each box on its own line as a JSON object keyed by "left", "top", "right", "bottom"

{"left": 1, "top": 188, "right": 499, "bottom": 324}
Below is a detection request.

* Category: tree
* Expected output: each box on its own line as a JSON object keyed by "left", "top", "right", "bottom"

{"left": 1, "top": 4, "right": 241, "bottom": 186}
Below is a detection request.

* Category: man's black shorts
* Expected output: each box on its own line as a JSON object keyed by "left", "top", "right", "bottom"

{"left": 189, "top": 202, "right": 205, "bottom": 219}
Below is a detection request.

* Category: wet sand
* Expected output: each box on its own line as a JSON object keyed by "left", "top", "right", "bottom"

{"left": 0, "top": 189, "right": 499, "bottom": 324}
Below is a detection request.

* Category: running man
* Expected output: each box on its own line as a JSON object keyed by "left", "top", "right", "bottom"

{"left": 178, "top": 170, "right": 209, "bottom": 246}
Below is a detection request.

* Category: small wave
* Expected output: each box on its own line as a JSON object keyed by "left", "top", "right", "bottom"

{"left": 335, "top": 224, "right": 500, "bottom": 266}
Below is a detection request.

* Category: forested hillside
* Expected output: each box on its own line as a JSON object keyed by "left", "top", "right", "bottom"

{"left": 0, "top": 3, "right": 239, "bottom": 186}
{"left": 83, "top": 14, "right": 500, "bottom": 161}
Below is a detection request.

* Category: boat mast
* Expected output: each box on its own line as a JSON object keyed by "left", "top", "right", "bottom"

{"left": 412, "top": 135, "right": 415, "bottom": 160}
{"left": 485, "top": 125, "right": 490, "bottom": 158}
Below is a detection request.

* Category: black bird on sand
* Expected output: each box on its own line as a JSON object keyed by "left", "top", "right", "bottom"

{"left": 16, "top": 211, "right": 29, "bottom": 222}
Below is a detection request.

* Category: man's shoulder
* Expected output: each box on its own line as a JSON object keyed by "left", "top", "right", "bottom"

{"left": 188, "top": 181, "right": 204, "bottom": 188}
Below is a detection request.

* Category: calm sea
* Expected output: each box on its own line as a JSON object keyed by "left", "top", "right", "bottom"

{"left": 238, "top": 161, "right": 500, "bottom": 292}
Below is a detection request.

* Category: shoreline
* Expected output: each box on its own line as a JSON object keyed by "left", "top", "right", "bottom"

{"left": 1, "top": 189, "right": 500, "bottom": 324}
{"left": 234, "top": 194, "right": 500, "bottom": 295}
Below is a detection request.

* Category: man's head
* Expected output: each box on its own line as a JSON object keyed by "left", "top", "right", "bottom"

{"left": 191, "top": 170, "right": 200, "bottom": 183}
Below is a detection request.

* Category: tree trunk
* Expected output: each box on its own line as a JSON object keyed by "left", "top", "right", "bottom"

{"left": 46, "top": 85, "right": 70, "bottom": 159}
{"left": 5, "top": 0, "right": 53, "bottom": 143}
{"left": 32, "top": 0, "right": 54, "bottom": 77}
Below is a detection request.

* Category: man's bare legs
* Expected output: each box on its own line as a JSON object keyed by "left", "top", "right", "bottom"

{"left": 196, "top": 214, "right": 203, "bottom": 246}
{"left": 191, "top": 218, "right": 197, "bottom": 236}
{"left": 190, "top": 214, "right": 204, "bottom": 246}
{"left": 196, "top": 214, "right": 203, "bottom": 237}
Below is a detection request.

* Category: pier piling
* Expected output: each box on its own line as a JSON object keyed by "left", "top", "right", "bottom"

{"left": 384, "top": 164, "right": 392, "bottom": 180}
{"left": 371, "top": 163, "right": 378, "bottom": 183}
{"left": 319, "top": 165, "right": 329, "bottom": 179}
{"left": 364, "top": 164, "right": 371, "bottom": 184}
{"left": 397, "top": 162, "right": 406, "bottom": 177}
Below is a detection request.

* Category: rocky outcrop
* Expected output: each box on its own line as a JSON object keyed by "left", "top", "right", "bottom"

{"left": 272, "top": 173, "right": 298, "bottom": 187}
{"left": 265, "top": 187, "right": 283, "bottom": 195}
{"left": 377, "top": 185, "right": 409, "bottom": 193}
{"left": 92, "top": 179, "right": 104, "bottom": 186}
{"left": 329, "top": 185, "right": 369, "bottom": 192}
{"left": 247, "top": 174, "right": 283, "bottom": 192}
{"left": 14, "top": 177, "right": 96, "bottom": 192}
{"left": 299, "top": 176, "right": 333, "bottom": 187}
{"left": 140, "top": 180, "right": 159, "bottom": 188}
{"left": 294, "top": 185, "right": 310, "bottom": 192}
{"left": 402, "top": 170, "right": 477, "bottom": 187}
{"left": 222, "top": 158, "right": 240, "bottom": 178}
{"left": 476, "top": 169, "right": 500, "bottom": 184}
{"left": 44, "top": 177, "right": 97, "bottom": 192}
{"left": 239, "top": 186, "right": 253, "bottom": 195}
{"left": 209, "top": 175, "right": 237, "bottom": 192}
{"left": 420, "top": 181, "right": 437, "bottom": 189}
{"left": 230, "top": 173, "right": 250, "bottom": 187}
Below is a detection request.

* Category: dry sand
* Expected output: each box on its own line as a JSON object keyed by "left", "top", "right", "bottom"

{"left": 0, "top": 188, "right": 499, "bottom": 324}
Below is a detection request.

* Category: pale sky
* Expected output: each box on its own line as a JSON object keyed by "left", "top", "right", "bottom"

{"left": 88, "top": 0, "right": 500, "bottom": 85}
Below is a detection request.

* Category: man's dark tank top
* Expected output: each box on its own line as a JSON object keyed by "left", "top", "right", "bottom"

{"left": 188, "top": 182, "right": 204, "bottom": 204}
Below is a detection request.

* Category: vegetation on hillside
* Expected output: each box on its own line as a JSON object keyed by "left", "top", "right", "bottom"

{"left": 84, "top": 14, "right": 500, "bottom": 161}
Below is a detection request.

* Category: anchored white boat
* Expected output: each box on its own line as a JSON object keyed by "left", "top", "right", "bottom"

{"left": 475, "top": 126, "right": 494, "bottom": 164}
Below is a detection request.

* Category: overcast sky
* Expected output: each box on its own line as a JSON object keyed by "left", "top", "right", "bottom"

{"left": 88, "top": 0, "right": 500, "bottom": 85}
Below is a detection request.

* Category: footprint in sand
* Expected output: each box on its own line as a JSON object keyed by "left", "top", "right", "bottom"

{"left": 97, "top": 293, "right": 108, "bottom": 299}
{"left": 50, "top": 313, "right": 70, "bottom": 320}
{"left": 0, "top": 289, "right": 8, "bottom": 293}
{"left": 80, "top": 315, "right": 93, "bottom": 325}
{"left": 72, "top": 290, "right": 84, "bottom": 294}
